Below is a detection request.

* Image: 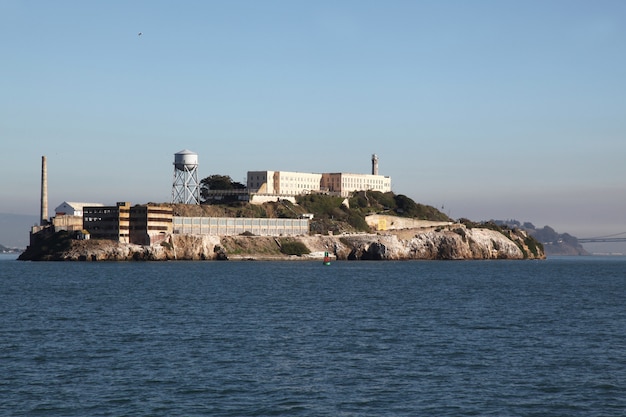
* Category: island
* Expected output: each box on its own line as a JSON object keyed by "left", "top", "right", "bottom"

{"left": 19, "top": 192, "right": 544, "bottom": 261}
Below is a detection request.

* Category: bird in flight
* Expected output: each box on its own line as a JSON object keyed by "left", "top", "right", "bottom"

{"left": 138, "top": 32, "right": 142, "bottom": 37}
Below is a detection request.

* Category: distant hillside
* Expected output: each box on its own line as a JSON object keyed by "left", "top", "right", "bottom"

{"left": 0, "top": 243, "right": 22, "bottom": 253}
{"left": 493, "top": 220, "right": 589, "bottom": 256}
{"left": 0, "top": 213, "right": 38, "bottom": 249}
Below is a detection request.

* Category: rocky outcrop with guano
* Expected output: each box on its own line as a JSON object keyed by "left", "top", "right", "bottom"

{"left": 19, "top": 224, "right": 544, "bottom": 261}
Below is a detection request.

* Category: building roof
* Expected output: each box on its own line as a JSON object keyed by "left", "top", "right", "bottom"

{"left": 55, "top": 202, "right": 105, "bottom": 211}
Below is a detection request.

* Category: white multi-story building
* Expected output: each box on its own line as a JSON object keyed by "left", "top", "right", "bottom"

{"left": 321, "top": 173, "right": 392, "bottom": 197}
{"left": 247, "top": 171, "right": 323, "bottom": 195}
{"left": 246, "top": 155, "right": 391, "bottom": 200}
{"left": 247, "top": 170, "right": 392, "bottom": 198}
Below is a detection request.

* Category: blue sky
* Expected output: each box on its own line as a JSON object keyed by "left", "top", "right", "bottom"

{"left": 1, "top": 0, "right": 625, "bottom": 242}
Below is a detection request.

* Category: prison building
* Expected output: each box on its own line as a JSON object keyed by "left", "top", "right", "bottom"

{"left": 247, "top": 171, "right": 323, "bottom": 195}
{"left": 83, "top": 202, "right": 131, "bottom": 243}
{"left": 52, "top": 201, "right": 104, "bottom": 232}
{"left": 129, "top": 204, "right": 173, "bottom": 245}
{"left": 321, "top": 173, "right": 392, "bottom": 197}
{"left": 248, "top": 170, "right": 392, "bottom": 199}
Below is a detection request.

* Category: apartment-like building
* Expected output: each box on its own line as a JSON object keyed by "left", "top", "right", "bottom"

{"left": 129, "top": 204, "right": 173, "bottom": 245}
{"left": 83, "top": 202, "right": 131, "bottom": 243}
{"left": 82, "top": 202, "right": 174, "bottom": 245}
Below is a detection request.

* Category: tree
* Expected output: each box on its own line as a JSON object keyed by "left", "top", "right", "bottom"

{"left": 200, "top": 175, "right": 245, "bottom": 190}
{"left": 394, "top": 194, "right": 418, "bottom": 214}
{"left": 200, "top": 175, "right": 246, "bottom": 203}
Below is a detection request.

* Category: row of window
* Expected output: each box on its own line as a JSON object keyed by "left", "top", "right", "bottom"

{"left": 84, "top": 209, "right": 120, "bottom": 214}
{"left": 84, "top": 217, "right": 129, "bottom": 222}
{"left": 279, "top": 177, "right": 320, "bottom": 182}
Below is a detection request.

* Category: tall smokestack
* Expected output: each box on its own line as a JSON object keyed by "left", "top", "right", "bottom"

{"left": 371, "top": 154, "right": 379, "bottom": 175}
{"left": 40, "top": 156, "right": 48, "bottom": 226}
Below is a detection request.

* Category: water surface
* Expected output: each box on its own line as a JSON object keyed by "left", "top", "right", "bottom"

{"left": 1, "top": 257, "right": 625, "bottom": 416}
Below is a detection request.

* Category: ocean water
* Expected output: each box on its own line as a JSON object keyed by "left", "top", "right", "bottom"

{"left": 1, "top": 256, "right": 625, "bottom": 416}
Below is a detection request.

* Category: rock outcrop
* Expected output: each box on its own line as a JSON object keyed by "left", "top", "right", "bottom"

{"left": 337, "top": 227, "right": 540, "bottom": 260}
{"left": 19, "top": 224, "right": 544, "bottom": 261}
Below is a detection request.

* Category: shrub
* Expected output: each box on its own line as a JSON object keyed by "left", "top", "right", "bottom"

{"left": 349, "top": 193, "right": 369, "bottom": 209}
{"left": 346, "top": 211, "right": 370, "bottom": 231}
{"left": 371, "top": 191, "right": 397, "bottom": 209}
{"left": 279, "top": 239, "right": 310, "bottom": 256}
{"left": 524, "top": 236, "right": 542, "bottom": 257}
{"left": 296, "top": 194, "right": 344, "bottom": 217}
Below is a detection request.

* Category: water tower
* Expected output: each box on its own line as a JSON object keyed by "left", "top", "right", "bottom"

{"left": 171, "top": 149, "right": 200, "bottom": 205}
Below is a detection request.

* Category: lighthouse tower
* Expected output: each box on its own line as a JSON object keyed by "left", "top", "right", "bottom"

{"left": 371, "top": 154, "right": 379, "bottom": 175}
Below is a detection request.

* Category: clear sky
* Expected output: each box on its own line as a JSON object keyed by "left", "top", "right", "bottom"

{"left": 1, "top": 0, "right": 625, "bottom": 242}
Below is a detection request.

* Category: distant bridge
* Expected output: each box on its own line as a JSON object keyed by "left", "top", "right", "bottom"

{"left": 577, "top": 232, "right": 626, "bottom": 243}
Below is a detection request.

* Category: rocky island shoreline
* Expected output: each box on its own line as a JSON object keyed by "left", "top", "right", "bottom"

{"left": 19, "top": 222, "right": 544, "bottom": 261}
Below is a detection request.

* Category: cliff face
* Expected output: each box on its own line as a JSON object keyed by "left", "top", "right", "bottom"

{"left": 19, "top": 224, "right": 544, "bottom": 261}
{"left": 337, "top": 227, "right": 542, "bottom": 260}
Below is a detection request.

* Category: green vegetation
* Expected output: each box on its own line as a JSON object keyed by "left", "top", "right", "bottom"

{"left": 200, "top": 175, "right": 246, "bottom": 203}
{"left": 296, "top": 191, "right": 451, "bottom": 234}
{"left": 524, "top": 236, "right": 543, "bottom": 258}
{"left": 296, "top": 194, "right": 346, "bottom": 217}
{"left": 198, "top": 178, "right": 451, "bottom": 235}
{"left": 200, "top": 175, "right": 246, "bottom": 191}
{"left": 459, "top": 219, "right": 519, "bottom": 234}
{"left": 348, "top": 191, "right": 451, "bottom": 221}
{"left": 296, "top": 194, "right": 365, "bottom": 234}
{"left": 278, "top": 239, "right": 310, "bottom": 256}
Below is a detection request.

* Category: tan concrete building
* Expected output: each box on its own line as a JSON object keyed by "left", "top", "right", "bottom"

{"left": 83, "top": 202, "right": 131, "bottom": 243}
{"left": 52, "top": 214, "right": 84, "bottom": 232}
{"left": 82, "top": 203, "right": 174, "bottom": 245}
{"left": 129, "top": 204, "right": 173, "bottom": 245}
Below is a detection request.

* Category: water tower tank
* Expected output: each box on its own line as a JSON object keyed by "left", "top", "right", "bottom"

{"left": 174, "top": 149, "right": 198, "bottom": 171}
